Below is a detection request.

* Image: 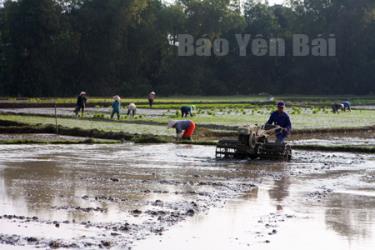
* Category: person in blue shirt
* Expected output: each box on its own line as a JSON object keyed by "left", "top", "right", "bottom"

{"left": 111, "top": 95, "right": 121, "bottom": 120}
{"left": 266, "top": 101, "right": 292, "bottom": 143}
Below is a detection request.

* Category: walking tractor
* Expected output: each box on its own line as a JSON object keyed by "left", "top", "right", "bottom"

{"left": 215, "top": 125, "right": 292, "bottom": 161}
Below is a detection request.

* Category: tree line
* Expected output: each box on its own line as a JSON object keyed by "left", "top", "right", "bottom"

{"left": 0, "top": 0, "right": 374, "bottom": 97}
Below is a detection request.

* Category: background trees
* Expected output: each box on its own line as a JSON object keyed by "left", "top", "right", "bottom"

{"left": 0, "top": 0, "right": 374, "bottom": 97}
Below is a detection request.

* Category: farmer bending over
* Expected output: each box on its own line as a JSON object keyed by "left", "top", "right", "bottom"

{"left": 168, "top": 120, "right": 196, "bottom": 141}
{"left": 127, "top": 103, "right": 137, "bottom": 117}
{"left": 74, "top": 91, "right": 87, "bottom": 117}
{"left": 111, "top": 95, "right": 121, "bottom": 120}
{"left": 266, "top": 101, "right": 292, "bottom": 144}
{"left": 181, "top": 106, "right": 194, "bottom": 118}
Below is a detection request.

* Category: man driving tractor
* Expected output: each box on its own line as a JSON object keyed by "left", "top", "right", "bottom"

{"left": 266, "top": 101, "right": 292, "bottom": 143}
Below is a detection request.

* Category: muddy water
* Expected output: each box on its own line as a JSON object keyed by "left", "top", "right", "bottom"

{"left": 0, "top": 144, "right": 374, "bottom": 249}
{"left": 136, "top": 151, "right": 375, "bottom": 250}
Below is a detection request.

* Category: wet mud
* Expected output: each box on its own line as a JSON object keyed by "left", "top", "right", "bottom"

{"left": 0, "top": 144, "right": 374, "bottom": 249}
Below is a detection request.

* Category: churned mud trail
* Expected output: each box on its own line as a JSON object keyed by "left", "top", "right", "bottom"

{"left": 0, "top": 144, "right": 374, "bottom": 249}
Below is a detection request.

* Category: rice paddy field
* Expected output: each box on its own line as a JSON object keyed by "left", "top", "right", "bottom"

{"left": 1, "top": 105, "right": 374, "bottom": 133}
{"left": 0, "top": 95, "right": 374, "bottom": 143}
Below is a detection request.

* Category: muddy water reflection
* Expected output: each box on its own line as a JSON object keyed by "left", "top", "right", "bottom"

{"left": 0, "top": 144, "right": 374, "bottom": 249}
{"left": 0, "top": 145, "right": 214, "bottom": 220}
{"left": 136, "top": 188, "right": 375, "bottom": 250}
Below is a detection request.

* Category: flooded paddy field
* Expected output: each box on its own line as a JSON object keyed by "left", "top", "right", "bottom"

{"left": 0, "top": 144, "right": 374, "bottom": 249}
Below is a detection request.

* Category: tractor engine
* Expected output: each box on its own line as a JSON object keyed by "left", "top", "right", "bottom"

{"left": 216, "top": 125, "right": 292, "bottom": 161}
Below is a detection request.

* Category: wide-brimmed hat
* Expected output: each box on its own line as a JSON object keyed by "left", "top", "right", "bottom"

{"left": 80, "top": 91, "right": 87, "bottom": 96}
{"left": 113, "top": 95, "right": 121, "bottom": 101}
